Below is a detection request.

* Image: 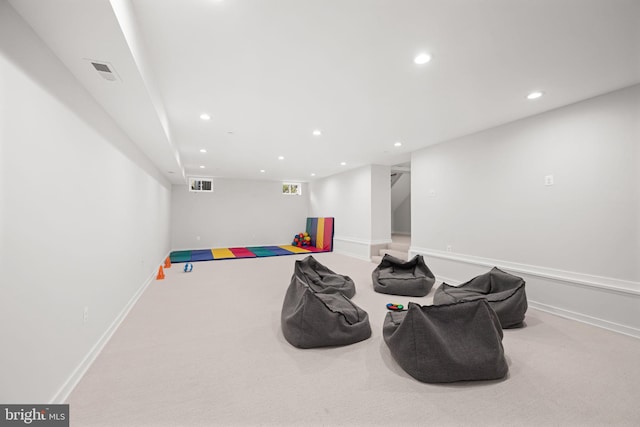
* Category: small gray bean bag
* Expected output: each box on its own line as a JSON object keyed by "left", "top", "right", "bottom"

{"left": 383, "top": 300, "right": 508, "bottom": 383}
{"left": 372, "top": 254, "right": 435, "bottom": 297}
{"left": 295, "top": 255, "right": 356, "bottom": 298}
{"left": 281, "top": 258, "right": 371, "bottom": 348}
{"left": 433, "top": 267, "right": 527, "bottom": 328}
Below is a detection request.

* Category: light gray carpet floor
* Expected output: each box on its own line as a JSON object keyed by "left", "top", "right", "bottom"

{"left": 68, "top": 252, "right": 640, "bottom": 426}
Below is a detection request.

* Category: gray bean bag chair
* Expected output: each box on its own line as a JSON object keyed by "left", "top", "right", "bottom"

{"left": 372, "top": 254, "right": 435, "bottom": 297}
{"left": 295, "top": 255, "right": 356, "bottom": 298}
{"left": 383, "top": 300, "right": 508, "bottom": 383}
{"left": 281, "top": 258, "right": 371, "bottom": 348}
{"left": 433, "top": 267, "right": 527, "bottom": 328}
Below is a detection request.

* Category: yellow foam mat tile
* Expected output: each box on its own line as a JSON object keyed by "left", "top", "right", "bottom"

{"left": 279, "top": 245, "right": 312, "bottom": 254}
{"left": 212, "top": 248, "right": 236, "bottom": 259}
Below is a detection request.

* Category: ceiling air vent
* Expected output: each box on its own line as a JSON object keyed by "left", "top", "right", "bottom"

{"left": 87, "top": 60, "right": 118, "bottom": 82}
{"left": 189, "top": 177, "right": 214, "bottom": 193}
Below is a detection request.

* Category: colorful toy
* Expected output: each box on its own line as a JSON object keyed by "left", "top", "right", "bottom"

{"left": 305, "top": 217, "right": 334, "bottom": 252}
{"left": 167, "top": 217, "right": 335, "bottom": 264}
{"left": 184, "top": 263, "right": 193, "bottom": 273}
{"left": 292, "top": 231, "right": 311, "bottom": 248}
{"left": 386, "top": 303, "right": 404, "bottom": 311}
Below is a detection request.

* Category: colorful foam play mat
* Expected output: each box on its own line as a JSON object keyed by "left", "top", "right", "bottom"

{"left": 169, "top": 217, "right": 334, "bottom": 263}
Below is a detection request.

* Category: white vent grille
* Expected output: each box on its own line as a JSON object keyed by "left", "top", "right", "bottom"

{"left": 86, "top": 59, "right": 119, "bottom": 82}
{"left": 189, "top": 177, "right": 214, "bottom": 192}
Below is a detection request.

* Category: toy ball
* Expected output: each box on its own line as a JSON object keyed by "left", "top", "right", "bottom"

{"left": 303, "top": 232, "right": 309, "bottom": 237}
{"left": 299, "top": 233, "right": 304, "bottom": 238}
{"left": 305, "top": 236, "right": 311, "bottom": 242}
{"left": 184, "top": 263, "right": 193, "bottom": 273}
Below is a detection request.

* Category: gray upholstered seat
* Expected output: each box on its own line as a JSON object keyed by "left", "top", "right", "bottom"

{"left": 281, "top": 257, "right": 371, "bottom": 348}
{"left": 296, "top": 255, "right": 356, "bottom": 298}
{"left": 433, "top": 267, "right": 527, "bottom": 328}
{"left": 372, "top": 254, "right": 435, "bottom": 297}
{"left": 383, "top": 300, "right": 508, "bottom": 383}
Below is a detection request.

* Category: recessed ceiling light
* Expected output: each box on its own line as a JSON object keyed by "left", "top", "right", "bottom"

{"left": 394, "top": 141, "right": 402, "bottom": 147}
{"left": 200, "top": 148, "right": 207, "bottom": 153}
{"left": 260, "top": 169, "right": 265, "bottom": 173}
{"left": 340, "top": 162, "right": 346, "bottom": 166}
{"left": 278, "top": 156, "right": 284, "bottom": 160}
{"left": 414, "top": 53, "right": 432, "bottom": 65}
{"left": 199, "top": 165, "right": 205, "bottom": 169}
{"left": 311, "top": 173, "right": 316, "bottom": 176}
{"left": 527, "top": 91, "right": 544, "bottom": 100}
{"left": 313, "top": 129, "right": 322, "bottom": 136}
{"left": 200, "top": 113, "right": 211, "bottom": 120}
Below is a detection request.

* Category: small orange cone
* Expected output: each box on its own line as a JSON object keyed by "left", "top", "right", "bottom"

{"left": 164, "top": 257, "right": 172, "bottom": 268}
{"left": 156, "top": 265, "right": 165, "bottom": 280}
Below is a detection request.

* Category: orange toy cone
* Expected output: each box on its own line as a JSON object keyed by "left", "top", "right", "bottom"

{"left": 156, "top": 265, "right": 165, "bottom": 280}
{"left": 164, "top": 257, "right": 172, "bottom": 268}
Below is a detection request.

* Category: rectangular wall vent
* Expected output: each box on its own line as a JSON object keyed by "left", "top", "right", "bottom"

{"left": 189, "top": 177, "right": 214, "bottom": 192}
{"left": 85, "top": 59, "right": 119, "bottom": 82}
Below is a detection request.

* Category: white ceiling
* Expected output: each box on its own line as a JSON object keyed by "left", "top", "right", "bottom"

{"left": 9, "top": 0, "right": 640, "bottom": 184}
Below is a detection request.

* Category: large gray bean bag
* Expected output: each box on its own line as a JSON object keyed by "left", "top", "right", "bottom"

{"left": 383, "top": 300, "right": 508, "bottom": 383}
{"left": 372, "top": 254, "right": 435, "bottom": 297}
{"left": 295, "top": 255, "right": 356, "bottom": 298}
{"left": 433, "top": 267, "right": 527, "bottom": 328}
{"left": 281, "top": 258, "right": 371, "bottom": 348}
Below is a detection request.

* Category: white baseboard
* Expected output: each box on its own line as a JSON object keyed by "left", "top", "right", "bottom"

{"left": 411, "top": 247, "right": 639, "bottom": 295}
{"left": 528, "top": 301, "right": 640, "bottom": 339}
{"left": 412, "top": 246, "right": 640, "bottom": 339}
{"left": 50, "top": 259, "right": 163, "bottom": 404}
{"left": 333, "top": 250, "right": 372, "bottom": 262}
{"left": 334, "top": 236, "right": 392, "bottom": 262}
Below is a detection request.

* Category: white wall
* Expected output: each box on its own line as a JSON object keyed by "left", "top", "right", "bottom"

{"left": 309, "top": 165, "right": 391, "bottom": 259}
{"left": 171, "top": 180, "right": 309, "bottom": 249}
{"left": 391, "top": 173, "right": 411, "bottom": 234}
{"left": 370, "top": 164, "right": 391, "bottom": 243}
{"left": 310, "top": 166, "right": 371, "bottom": 238}
{"left": 393, "top": 196, "right": 411, "bottom": 235}
{"left": 0, "top": 1, "right": 171, "bottom": 403}
{"left": 411, "top": 85, "right": 640, "bottom": 337}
